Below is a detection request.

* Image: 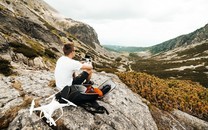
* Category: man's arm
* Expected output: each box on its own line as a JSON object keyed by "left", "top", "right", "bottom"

{"left": 81, "top": 63, "right": 93, "bottom": 70}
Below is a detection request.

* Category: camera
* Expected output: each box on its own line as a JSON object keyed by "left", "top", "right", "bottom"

{"left": 82, "top": 54, "right": 92, "bottom": 64}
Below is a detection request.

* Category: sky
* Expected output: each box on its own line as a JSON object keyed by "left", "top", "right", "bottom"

{"left": 43, "top": 0, "right": 208, "bottom": 47}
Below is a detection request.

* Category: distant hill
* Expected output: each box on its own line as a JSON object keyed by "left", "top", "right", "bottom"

{"left": 150, "top": 24, "right": 208, "bottom": 54}
{"left": 103, "top": 45, "right": 149, "bottom": 52}
{"left": 104, "top": 23, "right": 208, "bottom": 55}
{"left": 127, "top": 23, "right": 208, "bottom": 88}
{"left": 103, "top": 23, "right": 208, "bottom": 88}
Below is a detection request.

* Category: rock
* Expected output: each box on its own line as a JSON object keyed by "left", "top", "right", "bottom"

{"left": 12, "top": 80, "right": 23, "bottom": 91}
{"left": 8, "top": 109, "right": 51, "bottom": 130}
{"left": 33, "top": 57, "right": 47, "bottom": 69}
{"left": 58, "top": 72, "right": 158, "bottom": 130}
{"left": 0, "top": 76, "right": 23, "bottom": 128}
{"left": 66, "top": 23, "right": 100, "bottom": 48}
{"left": 1, "top": 69, "right": 208, "bottom": 129}
{"left": 1, "top": 70, "right": 157, "bottom": 129}
{"left": 172, "top": 110, "right": 208, "bottom": 130}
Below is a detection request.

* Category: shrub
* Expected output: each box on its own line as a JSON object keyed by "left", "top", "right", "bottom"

{"left": 117, "top": 72, "right": 208, "bottom": 121}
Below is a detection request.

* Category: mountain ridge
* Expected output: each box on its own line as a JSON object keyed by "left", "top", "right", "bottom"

{"left": 104, "top": 23, "right": 208, "bottom": 55}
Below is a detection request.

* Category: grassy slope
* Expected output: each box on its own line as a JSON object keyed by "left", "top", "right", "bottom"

{"left": 129, "top": 42, "right": 208, "bottom": 88}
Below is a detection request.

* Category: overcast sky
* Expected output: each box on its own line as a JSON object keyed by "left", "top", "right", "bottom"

{"left": 43, "top": 0, "right": 208, "bottom": 47}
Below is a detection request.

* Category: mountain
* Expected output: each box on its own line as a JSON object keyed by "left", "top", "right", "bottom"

{"left": 150, "top": 24, "right": 208, "bottom": 54}
{"left": 0, "top": 0, "right": 208, "bottom": 129}
{"left": 0, "top": 0, "right": 119, "bottom": 75}
{"left": 106, "top": 23, "right": 208, "bottom": 55}
{"left": 105, "top": 24, "right": 208, "bottom": 87}
{"left": 103, "top": 45, "right": 149, "bottom": 52}
{"left": 147, "top": 24, "right": 208, "bottom": 87}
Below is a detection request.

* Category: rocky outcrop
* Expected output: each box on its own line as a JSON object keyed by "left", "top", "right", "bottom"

{"left": 0, "top": 0, "right": 100, "bottom": 49}
{"left": 1, "top": 69, "right": 207, "bottom": 129}
{"left": 172, "top": 110, "right": 208, "bottom": 130}
{"left": 150, "top": 105, "right": 208, "bottom": 130}
{"left": 0, "top": 0, "right": 117, "bottom": 74}
{"left": 0, "top": 69, "right": 157, "bottom": 129}
{"left": 65, "top": 22, "right": 100, "bottom": 49}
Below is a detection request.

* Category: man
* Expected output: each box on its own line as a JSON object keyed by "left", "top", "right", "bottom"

{"left": 54, "top": 43, "right": 93, "bottom": 91}
{"left": 54, "top": 43, "right": 109, "bottom": 114}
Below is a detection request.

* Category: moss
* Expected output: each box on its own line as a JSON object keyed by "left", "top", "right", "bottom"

{"left": 95, "top": 68, "right": 118, "bottom": 74}
{"left": 8, "top": 42, "right": 40, "bottom": 59}
{"left": 34, "top": 8, "right": 39, "bottom": 12}
{"left": 51, "top": 47, "right": 59, "bottom": 52}
{"left": 6, "top": 0, "right": 11, "bottom": 4}
{"left": 115, "top": 57, "right": 122, "bottom": 62}
{"left": 94, "top": 62, "right": 118, "bottom": 73}
{"left": 24, "top": 37, "right": 44, "bottom": 54}
{"left": 44, "top": 49, "right": 56, "bottom": 59}
{"left": 0, "top": 58, "right": 13, "bottom": 76}
{"left": 0, "top": 4, "right": 6, "bottom": 11}
{"left": 23, "top": 1, "right": 28, "bottom": 5}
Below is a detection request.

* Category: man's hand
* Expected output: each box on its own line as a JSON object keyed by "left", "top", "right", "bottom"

{"left": 81, "top": 62, "right": 93, "bottom": 70}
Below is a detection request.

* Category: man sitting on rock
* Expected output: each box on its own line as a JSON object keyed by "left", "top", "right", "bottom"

{"left": 54, "top": 43, "right": 109, "bottom": 114}
{"left": 54, "top": 43, "right": 94, "bottom": 91}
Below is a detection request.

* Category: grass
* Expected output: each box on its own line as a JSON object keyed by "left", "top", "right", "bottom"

{"left": 44, "top": 49, "right": 57, "bottom": 59}
{"left": 130, "top": 57, "right": 208, "bottom": 88}
{"left": 177, "top": 42, "right": 208, "bottom": 58}
{"left": 8, "top": 42, "right": 41, "bottom": 59}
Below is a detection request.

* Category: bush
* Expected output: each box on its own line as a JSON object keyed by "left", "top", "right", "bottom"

{"left": 117, "top": 72, "right": 208, "bottom": 121}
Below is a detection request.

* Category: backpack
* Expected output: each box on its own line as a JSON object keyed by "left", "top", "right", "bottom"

{"left": 55, "top": 85, "right": 109, "bottom": 115}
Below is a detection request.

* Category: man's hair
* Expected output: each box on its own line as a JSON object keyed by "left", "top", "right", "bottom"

{"left": 63, "top": 43, "right": 74, "bottom": 56}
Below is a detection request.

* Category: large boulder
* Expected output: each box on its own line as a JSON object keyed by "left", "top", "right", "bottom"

{"left": 1, "top": 70, "right": 157, "bottom": 130}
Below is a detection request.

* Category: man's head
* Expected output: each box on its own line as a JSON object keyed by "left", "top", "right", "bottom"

{"left": 63, "top": 43, "right": 75, "bottom": 57}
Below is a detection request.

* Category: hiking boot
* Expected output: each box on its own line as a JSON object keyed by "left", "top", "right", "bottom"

{"left": 83, "top": 80, "right": 94, "bottom": 87}
{"left": 101, "top": 85, "right": 111, "bottom": 95}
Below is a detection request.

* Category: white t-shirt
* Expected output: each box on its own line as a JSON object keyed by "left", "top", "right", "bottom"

{"left": 54, "top": 56, "right": 82, "bottom": 90}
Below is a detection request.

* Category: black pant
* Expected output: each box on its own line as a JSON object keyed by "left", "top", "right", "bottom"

{"left": 72, "top": 71, "right": 89, "bottom": 85}
{"left": 56, "top": 85, "right": 98, "bottom": 105}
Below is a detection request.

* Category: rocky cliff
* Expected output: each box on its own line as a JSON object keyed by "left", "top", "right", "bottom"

{"left": 0, "top": 0, "right": 100, "bottom": 48}
{"left": 65, "top": 21, "right": 100, "bottom": 49}
{"left": 0, "top": 0, "right": 118, "bottom": 74}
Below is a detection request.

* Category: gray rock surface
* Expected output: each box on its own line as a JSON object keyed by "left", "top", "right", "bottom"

{"left": 1, "top": 69, "right": 208, "bottom": 130}
{"left": 1, "top": 70, "right": 158, "bottom": 129}
{"left": 172, "top": 110, "right": 208, "bottom": 130}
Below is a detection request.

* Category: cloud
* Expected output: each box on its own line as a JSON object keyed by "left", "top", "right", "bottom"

{"left": 43, "top": 0, "right": 208, "bottom": 47}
